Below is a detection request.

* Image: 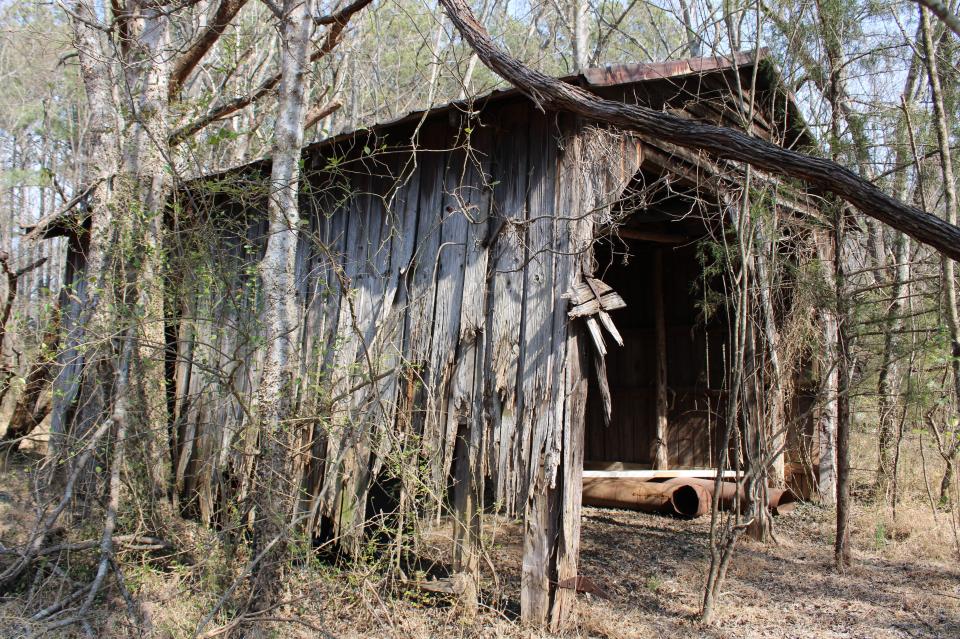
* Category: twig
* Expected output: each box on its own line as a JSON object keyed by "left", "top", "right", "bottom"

{"left": 40, "top": 334, "right": 133, "bottom": 634}
{"left": 193, "top": 535, "right": 282, "bottom": 638}
{"left": 0, "top": 416, "right": 113, "bottom": 592}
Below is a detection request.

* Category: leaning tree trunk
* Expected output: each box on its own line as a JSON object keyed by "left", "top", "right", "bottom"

{"left": 3, "top": 302, "right": 61, "bottom": 447}
{"left": 248, "top": 0, "right": 315, "bottom": 611}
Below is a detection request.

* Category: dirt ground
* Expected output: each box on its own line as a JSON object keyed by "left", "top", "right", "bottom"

{"left": 2, "top": 457, "right": 959, "bottom": 638}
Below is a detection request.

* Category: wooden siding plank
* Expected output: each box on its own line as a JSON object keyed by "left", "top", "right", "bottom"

{"left": 449, "top": 123, "right": 495, "bottom": 607}
{"left": 402, "top": 124, "right": 448, "bottom": 505}
{"left": 318, "top": 172, "right": 375, "bottom": 545}
{"left": 427, "top": 135, "right": 474, "bottom": 499}
{"left": 484, "top": 103, "right": 531, "bottom": 513}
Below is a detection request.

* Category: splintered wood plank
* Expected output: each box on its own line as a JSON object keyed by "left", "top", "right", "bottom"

{"left": 402, "top": 124, "right": 448, "bottom": 488}
{"left": 485, "top": 102, "right": 531, "bottom": 513}
{"left": 184, "top": 212, "right": 268, "bottom": 520}
{"left": 303, "top": 174, "right": 353, "bottom": 530}
{"left": 568, "top": 292, "right": 626, "bottom": 317}
{"left": 318, "top": 172, "right": 378, "bottom": 544}
{"left": 447, "top": 123, "right": 495, "bottom": 595}
{"left": 425, "top": 140, "right": 475, "bottom": 503}
{"left": 446, "top": 125, "right": 494, "bottom": 434}
{"left": 518, "top": 111, "right": 560, "bottom": 502}
{"left": 365, "top": 149, "right": 422, "bottom": 469}
{"left": 293, "top": 177, "right": 340, "bottom": 519}
{"left": 338, "top": 156, "right": 405, "bottom": 549}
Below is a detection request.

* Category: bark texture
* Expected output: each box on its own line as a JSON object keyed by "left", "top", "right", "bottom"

{"left": 248, "top": 0, "right": 315, "bottom": 609}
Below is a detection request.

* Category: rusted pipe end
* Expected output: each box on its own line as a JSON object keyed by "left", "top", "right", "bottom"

{"left": 669, "top": 483, "right": 711, "bottom": 518}
{"left": 770, "top": 487, "right": 799, "bottom": 515}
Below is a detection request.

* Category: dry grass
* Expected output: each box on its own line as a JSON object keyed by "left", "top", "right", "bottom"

{"left": 1, "top": 431, "right": 959, "bottom": 638}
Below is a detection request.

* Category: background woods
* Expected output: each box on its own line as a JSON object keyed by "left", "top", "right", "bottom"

{"left": 1, "top": 0, "right": 960, "bottom": 637}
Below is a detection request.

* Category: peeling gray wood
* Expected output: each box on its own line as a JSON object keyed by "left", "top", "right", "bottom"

{"left": 484, "top": 103, "right": 531, "bottom": 512}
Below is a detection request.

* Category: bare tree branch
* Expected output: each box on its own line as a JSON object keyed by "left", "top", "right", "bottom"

{"left": 438, "top": 0, "right": 960, "bottom": 262}
{"left": 169, "top": 0, "right": 373, "bottom": 145}
{"left": 304, "top": 99, "right": 342, "bottom": 130}
{"left": 169, "top": 0, "right": 250, "bottom": 99}
{"left": 916, "top": 0, "right": 960, "bottom": 40}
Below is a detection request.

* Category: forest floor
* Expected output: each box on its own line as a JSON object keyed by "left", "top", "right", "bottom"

{"left": 1, "top": 455, "right": 959, "bottom": 638}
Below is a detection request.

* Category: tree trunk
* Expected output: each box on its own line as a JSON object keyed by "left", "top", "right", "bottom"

{"left": 940, "top": 457, "right": 955, "bottom": 504}
{"left": 753, "top": 217, "right": 785, "bottom": 485}
{"left": 817, "top": 238, "right": 838, "bottom": 506}
{"left": 56, "top": 1, "right": 123, "bottom": 507}
{"left": 678, "top": 0, "right": 699, "bottom": 57}
{"left": 834, "top": 213, "right": 852, "bottom": 569}
{"left": 571, "top": 0, "right": 589, "bottom": 71}
{"left": 248, "top": 0, "right": 314, "bottom": 610}
{"left": 121, "top": 0, "right": 175, "bottom": 521}
{"left": 3, "top": 303, "right": 61, "bottom": 446}
{"left": 921, "top": 6, "right": 960, "bottom": 423}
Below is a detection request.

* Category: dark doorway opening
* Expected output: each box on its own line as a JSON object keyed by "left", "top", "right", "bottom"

{"left": 584, "top": 183, "right": 728, "bottom": 470}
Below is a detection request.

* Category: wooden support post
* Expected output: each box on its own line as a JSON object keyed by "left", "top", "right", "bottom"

{"left": 550, "top": 321, "right": 589, "bottom": 629}
{"left": 521, "top": 470, "right": 556, "bottom": 626}
{"left": 520, "top": 323, "right": 588, "bottom": 631}
{"left": 652, "top": 248, "right": 670, "bottom": 469}
{"left": 519, "top": 123, "right": 638, "bottom": 630}
{"left": 451, "top": 418, "right": 481, "bottom": 617}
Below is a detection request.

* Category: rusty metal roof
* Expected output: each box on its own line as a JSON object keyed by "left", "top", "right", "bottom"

{"left": 301, "top": 49, "right": 806, "bottom": 155}
{"left": 583, "top": 49, "right": 764, "bottom": 86}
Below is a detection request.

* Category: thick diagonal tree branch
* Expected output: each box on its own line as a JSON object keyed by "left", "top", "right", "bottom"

{"left": 169, "top": 0, "right": 250, "bottom": 99}
{"left": 439, "top": 0, "right": 960, "bottom": 262}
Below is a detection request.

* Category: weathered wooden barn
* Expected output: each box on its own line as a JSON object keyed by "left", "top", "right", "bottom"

{"left": 46, "top": 51, "right": 816, "bottom": 625}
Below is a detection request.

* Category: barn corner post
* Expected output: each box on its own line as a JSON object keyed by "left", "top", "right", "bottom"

{"left": 520, "top": 118, "right": 580, "bottom": 630}
{"left": 519, "top": 121, "right": 641, "bottom": 630}
{"left": 522, "top": 314, "right": 589, "bottom": 631}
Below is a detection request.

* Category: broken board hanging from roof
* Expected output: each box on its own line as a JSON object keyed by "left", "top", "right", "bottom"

{"left": 567, "top": 276, "right": 625, "bottom": 426}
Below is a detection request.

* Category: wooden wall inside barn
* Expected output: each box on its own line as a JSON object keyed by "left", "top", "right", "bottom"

{"left": 585, "top": 241, "right": 728, "bottom": 468}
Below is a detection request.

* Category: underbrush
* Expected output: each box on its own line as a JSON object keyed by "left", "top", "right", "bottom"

{"left": 2, "top": 427, "right": 959, "bottom": 638}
